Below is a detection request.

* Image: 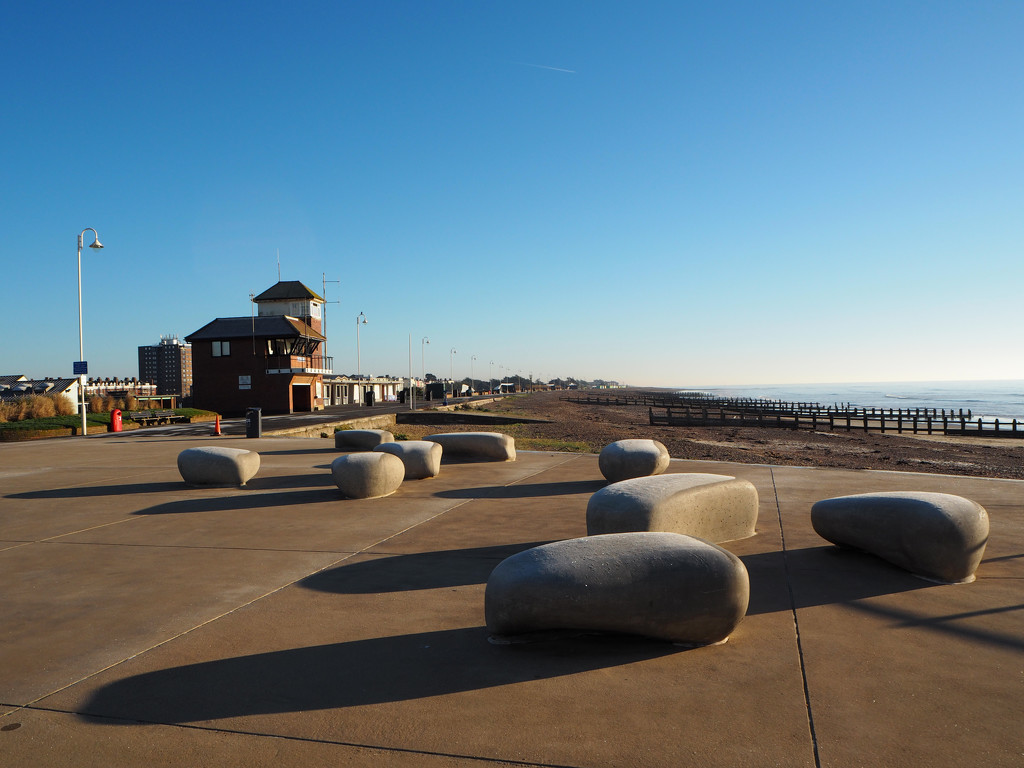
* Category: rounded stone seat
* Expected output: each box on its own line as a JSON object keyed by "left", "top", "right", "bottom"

{"left": 373, "top": 440, "right": 443, "bottom": 480}
{"left": 177, "top": 446, "right": 260, "bottom": 487}
{"left": 485, "top": 532, "right": 749, "bottom": 646}
{"left": 586, "top": 473, "right": 759, "bottom": 543}
{"left": 811, "top": 492, "right": 989, "bottom": 583}
{"left": 330, "top": 452, "right": 404, "bottom": 499}
{"left": 334, "top": 429, "right": 395, "bottom": 451}
{"left": 422, "top": 432, "right": 516, "bottom": 462}
{"left": 598, "top": 439, "right": 670, "bottom": 482}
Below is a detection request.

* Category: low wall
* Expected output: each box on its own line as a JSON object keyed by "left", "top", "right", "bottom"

{"left": 397, "top": 411, "right": 547, "bottom": 426}
{"left": 265, "top": 413, "right": 398, "bottom": 439}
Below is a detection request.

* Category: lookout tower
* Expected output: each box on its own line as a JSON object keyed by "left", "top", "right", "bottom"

{"left": 252, "top": 281, "right": 324, "bottom": 334}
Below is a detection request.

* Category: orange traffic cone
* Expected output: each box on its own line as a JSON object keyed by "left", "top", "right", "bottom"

{"left": 213, "top": 415, "right": 221, "bottom": 436}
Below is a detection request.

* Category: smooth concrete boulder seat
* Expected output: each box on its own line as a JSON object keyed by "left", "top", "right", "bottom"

{"left": 485, "top": 532, "right": 749, "bottom": 646}
{"left": 586, "top": 473, "right": 758, "bottom": 543}
{"left": 373, "top": 440, "right": 443, "bottom": 480}
{"left": 811, "top": 492, "right": 989, "bottom": 583}
{"left": 177, "top": 446, "right": 260, "bottom": 487}
{"left": 598, "top": 439, "right": 670, "bottom": 483}
{"left": 334, "top": 429, "right": 395, "bottom": 451}
{"left": 330, "top": 452, "right": 405, "bottom": 499}
{"left": 422, "top": 432, "right": 516, "bottom": 462}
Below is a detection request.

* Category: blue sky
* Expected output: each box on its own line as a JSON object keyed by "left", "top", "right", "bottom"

{"left": 3, "top": 2, "right": 1022, "bottom": 387}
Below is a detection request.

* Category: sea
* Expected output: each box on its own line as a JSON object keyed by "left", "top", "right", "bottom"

{"left": 695, "top": 380, "right": 1024, "bottom": 422}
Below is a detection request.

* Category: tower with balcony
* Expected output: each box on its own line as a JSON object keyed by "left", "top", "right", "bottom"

{"left": 185, "top": 281, "right": 330, "bottom": 415}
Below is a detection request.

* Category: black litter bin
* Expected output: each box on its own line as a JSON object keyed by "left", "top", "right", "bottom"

{"left": 245, "top": 407, "right": 262, "bottom": 438}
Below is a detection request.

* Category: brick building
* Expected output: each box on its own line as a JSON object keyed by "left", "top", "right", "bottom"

{"left": 185, "top": 281, "right": 331, "bottom": 415}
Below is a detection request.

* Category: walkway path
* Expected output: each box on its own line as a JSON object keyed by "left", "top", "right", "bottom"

{"left": 1, "top": 435, "right": 1021, "bottom": 766}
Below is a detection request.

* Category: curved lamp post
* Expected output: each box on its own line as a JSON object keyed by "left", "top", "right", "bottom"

{"left": 77, "top": 228, "right": 103, "bottom": 436}
{"left": 356, "top": 312, "right": 367, "bottom": 405}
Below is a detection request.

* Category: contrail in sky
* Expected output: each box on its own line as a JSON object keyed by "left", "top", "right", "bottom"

{"left": 517, "top": 62, "right": 577, "bottom": 74}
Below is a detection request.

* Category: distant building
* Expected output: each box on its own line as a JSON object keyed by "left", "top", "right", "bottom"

{"left": 185, "top": 281, "right": 331, "bottom": 415}
{"left": 84, "top": 380, "right": 160, "bottom": 409}
{"left": 138, "top": 335, "right": 193, "bottom": 398}
{"left": 0, "top": 375, "right": 82, "bottom": 412}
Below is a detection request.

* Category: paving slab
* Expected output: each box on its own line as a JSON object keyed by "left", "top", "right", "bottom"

{"left": 1, "top": 436, "right": 1022, "bottom": 766}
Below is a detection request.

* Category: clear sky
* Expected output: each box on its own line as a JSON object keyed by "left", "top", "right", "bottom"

{"left": 3, "top": 2, "right": 1022, "bottom": 388}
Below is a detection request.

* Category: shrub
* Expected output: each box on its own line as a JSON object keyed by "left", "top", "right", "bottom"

{"left": 89, "top": 396, "right": 105, "bottom": 414}
{"left": 26, "top": 395, "right": 56, "bottom": 419}
{"left": 52, "top": 394, "right": 76, "bottom": 416}
{"left": 125, "top": 395, "right": 138, "bottom": 411}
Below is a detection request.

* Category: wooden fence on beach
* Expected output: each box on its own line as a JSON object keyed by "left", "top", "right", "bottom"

{"left": 563, "top": 393, "right": 1024, "bottom": 439}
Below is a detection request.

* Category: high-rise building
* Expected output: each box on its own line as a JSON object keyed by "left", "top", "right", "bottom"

{"left": 138, "top": 335, "right": 193, "bottom": 397}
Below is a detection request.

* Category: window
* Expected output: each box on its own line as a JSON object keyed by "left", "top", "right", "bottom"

{"left": 212, "top": 341, "right": 231, "bottom": 357}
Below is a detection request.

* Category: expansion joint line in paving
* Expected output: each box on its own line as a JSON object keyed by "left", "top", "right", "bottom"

{"left": 769, "top": 466, "right": 822, "bottom": 768}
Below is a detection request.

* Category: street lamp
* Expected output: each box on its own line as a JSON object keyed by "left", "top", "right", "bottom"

{"left": 449, "top": 348, "right": 456, "bottom": 397}
{"left": 356, "top": 311, "right": 367, "bottom": 405}
{"left": 489, "top": 360, "right": 494, "bottom": 393}
{"left": 421, "top": 336, "right": 430, "bottom": 383}
{"left": 77, "top": 228, "right": 103, "bottom": 436}
{"left": 471, "top": 355, "right": 477, "bottom": 395}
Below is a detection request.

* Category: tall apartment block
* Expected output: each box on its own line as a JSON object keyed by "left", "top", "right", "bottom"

{"left": 138, "top": 335, "right": 193, "bottom": 398}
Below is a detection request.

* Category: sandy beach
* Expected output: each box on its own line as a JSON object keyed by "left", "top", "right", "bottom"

{"left": 397, "top": 390, "right": 1024, "bottom": 480}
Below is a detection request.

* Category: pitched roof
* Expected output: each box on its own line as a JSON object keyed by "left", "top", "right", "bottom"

{"left": 252, "top": 281, "right": 324, "bottom": 303}
{"left": 0, "top": 378, "right": 79, "bottom": 400}
{"left": 185, "top": 316, "right": 325, "bottom": 343}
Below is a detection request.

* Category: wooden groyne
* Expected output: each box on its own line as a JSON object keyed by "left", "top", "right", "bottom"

{"left": 562, "top": 392, "right": 1023, "bottom": 439}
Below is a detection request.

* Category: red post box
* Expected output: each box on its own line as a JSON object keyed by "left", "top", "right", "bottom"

{"left": 110, "top": 408, "right": 122, "bottom": 432}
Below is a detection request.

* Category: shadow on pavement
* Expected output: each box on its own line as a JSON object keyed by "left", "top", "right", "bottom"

{"left": 434, "top": 480, "right": 606, "bottom": 499}
{"left": 80, "top": 628, "right": 682, "bottom": 725}
{"left": 134, "top": 488, "right": 341, "bottom": 515}
{"left": 300, "top": 542, "right": 554, "bottom": 593}
{"left": 742, "top": 545, "right": 935, "bottom": 617}
{"left": 6, "top": 482, "right": 186, "bottom": 499}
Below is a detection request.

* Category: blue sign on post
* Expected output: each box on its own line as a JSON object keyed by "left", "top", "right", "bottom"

{"left": 73, "top": 361, "right": 88, "bottom": 375}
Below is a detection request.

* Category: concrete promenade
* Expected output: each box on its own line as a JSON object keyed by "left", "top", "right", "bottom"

{"left": 1, "top": 433, "right": 1021, "bottom": 766}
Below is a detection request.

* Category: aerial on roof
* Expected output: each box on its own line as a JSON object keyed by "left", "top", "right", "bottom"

{"left": 252, "top": 281, "right": 325, "bottom": 304}
{"left": 185, "top": 316, "right": 326, "bottom": 342}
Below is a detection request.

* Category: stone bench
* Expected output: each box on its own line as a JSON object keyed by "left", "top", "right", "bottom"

{"left": 334, "top": 429, "right": 395, "bottom": 451}
{"left": 422, "top": 432, "right": 516, "bottom": 462}
{"left": 586, "top": 473, "right": 758, "bottom": 543}
{"left": 330, "top": 452, "right": 405, "bottom": 499}
{"left": 598, "top": 439, "right": 670, "bottom": 482}
{"left": 811, "top": 492, "right": 989, "bottom": 583}
{"left": 374, "top": 440, "right": 442, "bottom": 480}
{"left": 485, "top": 532, "right": 749, "bottom": 646}
{"left": 177, "top": 446, "right": 260, "bottom": 487}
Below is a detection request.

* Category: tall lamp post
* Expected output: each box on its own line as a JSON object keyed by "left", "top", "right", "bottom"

{"left": 77, "top": 228, "right": 103, "bottom": 436}
{"left": 449, "top": 348, "right": 456, "bottom": 397}
{"left": 489, "top": 360, "right": 494, "bottom": 394}
{"left": 421, "top": 336, "right": 430, "bottom": 383}
{"left": 470, "top": 355, "right": 477, "bottom": 395}
{"left": 355, "top": 312, "right": 367, "bottom": 405}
